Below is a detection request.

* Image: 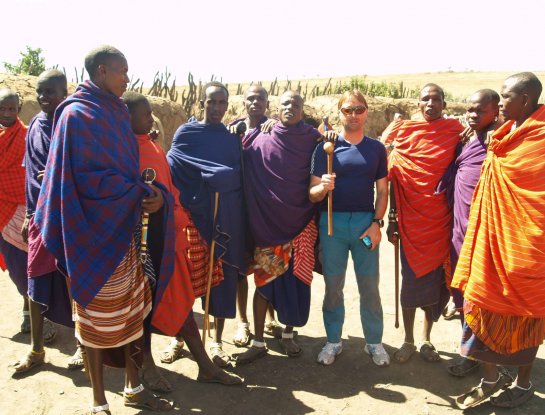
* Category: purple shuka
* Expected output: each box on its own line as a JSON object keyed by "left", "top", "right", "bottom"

{"left": 451, "top": 136, "right": 487, "bottom": 265}
{"left": 243, "top": 121, "right": 320, "bottom": 327}
{"left": 436, "top": 135, "right": 487, "bottom": 309}
{"left": 24, "top": 112, "right": 52, "bottom": 216}
{"left": 243, "top": 121, "right": 321, "bottom": 246}
{"left": 23, "top": 112, "right": 73, "bottom": 326}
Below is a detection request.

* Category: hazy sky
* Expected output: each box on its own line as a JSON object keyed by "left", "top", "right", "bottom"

{"left": 4, "top": 0, "right": 543, "bottom": 85}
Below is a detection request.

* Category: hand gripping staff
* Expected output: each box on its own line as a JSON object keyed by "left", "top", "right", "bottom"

{"left": 140, "top": 168, "right": 157, "bottom": 263}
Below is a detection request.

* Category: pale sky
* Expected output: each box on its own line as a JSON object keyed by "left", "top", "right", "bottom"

{"left": 3, "top": 0, "right": 544, "bottom": 85}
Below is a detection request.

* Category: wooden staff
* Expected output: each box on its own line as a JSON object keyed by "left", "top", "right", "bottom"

{"left": 323, "top": 141, "right": 334, "bottom": 236}
{"left": 141, "top": 168, "right": 157, "bottom": 263}
{"left": 202, "top": 192, "right": 220, "bottom": 346}
{"left": 394, "top": 231, "right": 400, "bottom": 328}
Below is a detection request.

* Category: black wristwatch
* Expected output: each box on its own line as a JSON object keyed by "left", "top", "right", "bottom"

{"left": 372, "top": 218, "right": 384, "bottom": 228}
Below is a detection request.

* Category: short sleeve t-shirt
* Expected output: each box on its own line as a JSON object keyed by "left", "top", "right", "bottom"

{"left": 311, "top": 136, "right": 388, "bottom": 212}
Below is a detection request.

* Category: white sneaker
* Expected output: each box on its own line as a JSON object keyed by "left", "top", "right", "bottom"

{"left": 317, "top": 342, "right": 342, "bottom": 365}
{"left": 364, "top": 343, "right": 390, "bottom": 366}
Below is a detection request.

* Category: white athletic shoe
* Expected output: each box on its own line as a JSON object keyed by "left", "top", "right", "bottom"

{"left": 317, "top": 342, "right": 342, "bottom": 365}
{"left": 364, "top": 343, "right": 390, "bottom": 367}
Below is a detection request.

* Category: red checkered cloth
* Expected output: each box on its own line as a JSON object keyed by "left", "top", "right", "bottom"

{"left": 0, "top": 118, "right": 27, "bottom": 270}
{"left": 184, "top": 213, "right": 224, "bottom": 298}
{"left": 252, "top": 219, "right": 317, "bottom": 287}
{"left": 0, "top": 118, "right": 26, "bottom": 230}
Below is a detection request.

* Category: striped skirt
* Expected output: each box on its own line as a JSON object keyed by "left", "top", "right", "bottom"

{"left": 74, "top": 241, "right": 152, "bottom": 348}
{"left": 460, "top": 300, "right": 545, "bottom": 365}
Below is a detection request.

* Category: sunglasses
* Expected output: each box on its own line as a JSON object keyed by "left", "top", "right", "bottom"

{"left": 340, "top": 106, "right": 367, "bottom": 115}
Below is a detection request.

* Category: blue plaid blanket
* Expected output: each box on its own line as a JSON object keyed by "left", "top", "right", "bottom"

{"left": 35, "top": 81, "right": 152, "bottom": 307}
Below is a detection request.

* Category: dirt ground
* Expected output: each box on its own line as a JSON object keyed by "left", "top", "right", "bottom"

{"left": 1, "top": 242, "right": 544, "bottom": 415}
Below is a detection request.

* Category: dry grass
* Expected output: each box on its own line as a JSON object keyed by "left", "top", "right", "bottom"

{"left": 174, "top": 70, "right": 545, "bottom": 103}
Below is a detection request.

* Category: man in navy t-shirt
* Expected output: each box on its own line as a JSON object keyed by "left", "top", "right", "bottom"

{"left": 309, "top": 90, "right": 389, "bottom": 367}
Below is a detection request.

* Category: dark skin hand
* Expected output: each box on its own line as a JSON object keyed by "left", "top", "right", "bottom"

{"left": 142, "top": 184, "right": 164, "bottom": 213}
{"left": 21, "top": 217, "right": 29, "bottom": 243}
{"left": 386, "top": 181, "right": 399, "bottom": 244}
{"left": 260, "top": 119, "right": 338, "bottom": 142}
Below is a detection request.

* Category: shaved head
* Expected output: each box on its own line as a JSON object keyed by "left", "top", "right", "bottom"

{"left": 280, "top": 90, "right": 303, "bottom": 104}
{"left": 0, "top": 88, "right": 19, "bottom": 103}
{"left": 84, "top": 45, "right": 126, "bottom": 79}
{"left": 471, "top": 89, "right": 500, "bottom": 105}
{"left": 244, "top": 85, "right": 268, "bottom": 100}
{"left": 201, "top": 81, "right": 229, "bottom": 102}
{"left": 420, "top": 83, "right": 445, "bottom": 100}
{"left": 122, "top": 91, "right": 149, "bottom": 113}
{"left": 504, "top": 72, "right": 542, "bottom": 106}
{"left": 37, "top": 69, "right": 67, "bottom": 89}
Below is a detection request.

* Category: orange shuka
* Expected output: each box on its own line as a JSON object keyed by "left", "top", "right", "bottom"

{"left": 452, "top": 105, "right": 545, "bottom": 318}
{"left": 137, "top": 134, "right": 195, "bottom": 336}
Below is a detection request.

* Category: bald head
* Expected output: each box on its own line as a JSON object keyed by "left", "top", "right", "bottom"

{"left": 504, "top": 72, "right": 542, "bottom": 106}
{"left": 37, "top": 69, "right": 67, "bottom": 88}
{"left": 471, "top": 89, "right": 500, "bottom": 106}
{"left": 35, "top": 70, "right": 68, "bottom": 116}
{"left": 419, "top": 83, "right": 446, "bottom": 121}
{"left": 466, "top": 89, "right": 500, "bottom": 134}
{"left": 421, "top": 83, "right": 445, "bottom": 100}
{"left": 279, "top": 91, "right": 304, "bottom": 126}
{"left": 0, "top": 89, "right": 20, "bottom": 127}
{"left": 84, "top": 45, "right": 126, "bottom": 79}
{"left": 500, "top": 72, "right": 542, "bottom": 124}
{"left": 244, "top": 85, "right": 268, "bottom": 100}
{"left": 201, "top": 81, "right": 229, "bottom": 102}
{"left": 244, "top": 85, "right": 269, "bottom": 121}
{"left": 0, "top": 88, "right": 19, "bottom": 102}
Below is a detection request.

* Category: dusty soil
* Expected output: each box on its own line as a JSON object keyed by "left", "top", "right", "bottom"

{"left": 1, "top": 241, "right": 544, "bottom": 415}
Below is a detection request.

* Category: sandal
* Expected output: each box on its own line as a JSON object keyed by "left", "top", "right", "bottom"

{"left": 210, "top": 342, "right": 231, "bottom": 368}
{"left": 67, "top": 345, "right": 85, "bottom": 370}
{"left": 139, "top": 367, "right": 172, "bottom": 393}
{"left": 235, "top": 342, "right": 268, "bottom": 365}
{"left": 20, "top": 311, "right": 30, "bottom": 333}
{"left": 123, "top": 384, "right": 173, "bottom": 411}
{"left": 447, "top": 357, "right": 480, "bottom": 377}
{"left": 280, "top": 333, "right": 302, "bottom": 357}
{"left": 393, "top": 342, "right": 416, "bottom": 363}
{"left": 88, "top": 403, "right": 111, "bottom": 415}
{"left": 233, "top": 322, "right": 251, "bottom": 347}
{"left": 11, "top": 350, "right": 45, "bottom": 375}
{"left": 419, "top": 342, "right": 441, "bottom": 363}
{"left": 455, "top": 371, "right": 513, "bottom": 409}
{"left": 159, "top": 338, "right": 185, "bottom": 364}
{"left": 490, "top": 383, "right": 535, "bottom": 408}
{"left": 264, "top": 320, "right": 284, "bottom": 339}
{"left": 43, "top": 318, "right": 57, "bottom": 344}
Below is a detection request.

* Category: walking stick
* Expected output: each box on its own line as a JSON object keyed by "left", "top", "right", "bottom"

{"left": 323, "top": 141, "right": 334, "bottom": 236}
{"left": 394, "top": 231, "right": 400, "bottom": 328}
{"left": 202, "top": 191, "right": 220, "bottom": 346}
{"left": 141, "top": 168, "right": 157, "bottom": 263}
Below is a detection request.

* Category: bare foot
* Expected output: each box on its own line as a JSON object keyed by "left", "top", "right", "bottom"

{"left": 197, "top": 366, "right": 243, "bottom": 385}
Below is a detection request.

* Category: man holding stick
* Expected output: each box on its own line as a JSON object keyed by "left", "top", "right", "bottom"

{"left": 167, "top": 82, "right": 246, "bottom": 367}
{"left": 236, "top": 91, "right": 330, "bottom": 364}
{"left": 309, "top": 90, "right": 389, "bottom": 366}
{"left": 385, "top": 84, "right": 464, "bottom": 364}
